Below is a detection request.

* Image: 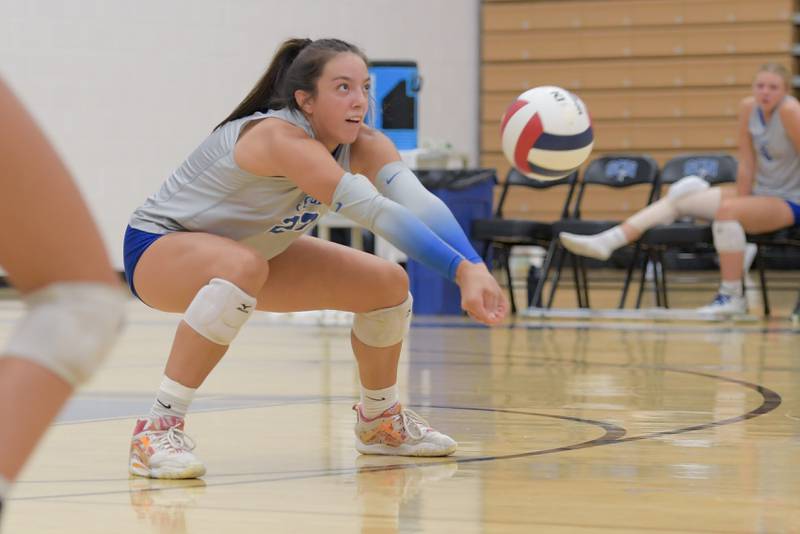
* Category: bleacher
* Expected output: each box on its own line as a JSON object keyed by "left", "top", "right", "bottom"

{"left": 480, "top": 0, "right": 797, "bottom": 222}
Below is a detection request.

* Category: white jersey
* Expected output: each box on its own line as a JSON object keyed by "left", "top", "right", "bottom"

{"left": 750, "top": 96, "right": 800, "bottom": 204}
{"left": 129, "top": 108, "right": 352, "bottom": 259}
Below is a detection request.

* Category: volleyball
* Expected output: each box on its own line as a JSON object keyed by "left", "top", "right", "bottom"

{"left": 500, "top": 86, "right": 594, "bottom": 180}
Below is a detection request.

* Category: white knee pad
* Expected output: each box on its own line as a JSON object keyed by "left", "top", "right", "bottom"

{"left": 667, "top": 175, "right": 709, "bottom": 200}
{"left": 712, "top": 220, "right": 746, "bottom": 252}
{"left": 3, "top": 282, "right": 127, "bottom": 386}
{"left": 183, "top": 278, "right": 257, "bottom": 345}
{"left": 669, "top": 176, "right": 721, "bottom": 221}
{"left": 352, "top": 293, "right": 413, "bottom": 348}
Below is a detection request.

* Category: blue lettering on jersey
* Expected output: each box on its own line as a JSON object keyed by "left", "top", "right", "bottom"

{"left": 297, "top": 195, "right": 321, "bottom": 211}
{"left": 760, "top": 144, "right": 773, "bottom": 161}
{"left": 269, "top": 195, "right": 322, "bottom": 234}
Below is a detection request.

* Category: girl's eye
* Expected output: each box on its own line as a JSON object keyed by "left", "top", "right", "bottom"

{"left": 338, "top": 83, "right": 349, "bottom": 92}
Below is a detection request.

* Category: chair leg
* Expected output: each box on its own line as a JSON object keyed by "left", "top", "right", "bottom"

{"left": 651, "top": 259, "right": 661, "bottom": 308}
{"left": 502, "top": 248, "right": 517, "bottom": 315}
{"left": 756, "top": 246, "right": 770, "bottom": 316}
{"left": 571, "top": 255, "right": 585, "bottom": 308}
{"left": 650, "top": 255, "right": 662, "bottom": 308}
{"left": 657, "top": 249, "right": 669, "bottom": 308}
{"left": 619, "top": 243, "right": 642, "bottom": 309}
{"left": 547, "top": 246, "right": 567, "bottom": 309}
{"left": 532, "top": 240, "right": 558, "bottom": 309}
{"left": 635, "top": 251, "right": 650, "bottom": 309}
{"left": 578, "top": 256, "right": 590, "bottom": 308}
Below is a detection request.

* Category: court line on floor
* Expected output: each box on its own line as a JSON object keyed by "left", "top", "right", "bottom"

{"left": 8, "top": 349, "right": 782, "bottom": 501}
{"left": 10, "top": 361, "right": 780, "bottom": 501}
{"left": 10, "top": 409, "right": 624, "bottom": 501}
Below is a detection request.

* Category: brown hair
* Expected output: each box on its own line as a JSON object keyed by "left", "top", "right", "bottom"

{"left": 215, "top": 38, "right": 368, "bottom": 130}
{"left": 755, "top": 62, "right": 792, "bottom": 89}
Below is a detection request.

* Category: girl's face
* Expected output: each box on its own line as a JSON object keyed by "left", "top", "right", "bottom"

{"left": 297, "top": 52, "right": 370, "bottom": 150}
{"left": 752, "top": 71, "right": 787, "bottom": 114}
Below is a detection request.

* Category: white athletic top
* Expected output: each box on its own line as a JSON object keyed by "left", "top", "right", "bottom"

{"left": 749, "top": 96, "right": 800, "bottom": 204}
{"left": 129, "top": 108, "right": 351, "bottom": 258}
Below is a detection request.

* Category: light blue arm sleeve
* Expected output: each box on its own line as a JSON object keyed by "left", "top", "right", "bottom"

{"left": 331, "top": 172, "right": 465, "bottom": 281}
{"left": 375, "top": 161, "right": 483, "bottom": 263}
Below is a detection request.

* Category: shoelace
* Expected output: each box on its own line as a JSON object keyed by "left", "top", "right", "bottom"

{"left": 153, "top": 426, "right": 196, "bottom": 453}
{"left": 400, "top": 408, "right": 430, "bottom": 440}
{"left": 712, "top": 294, "right": 731, "bottom": 305}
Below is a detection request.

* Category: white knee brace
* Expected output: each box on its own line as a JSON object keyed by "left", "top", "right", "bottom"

{"left": 668, "top": 175, "right": 721, "bottom": 221}
{"left": 352, "top": 293, "right": 413, "bottom": 348}
{"left": 183, "top": 278, "right": 257, "bottom": 345}
{"left": 667, "top": 175, "right": 709, "bottom": 200}
{"left": 712, "top": 220, "right": 746, "bottom": 252}
{"left": 3, "top": 282, "right": 127, "bottom": 386}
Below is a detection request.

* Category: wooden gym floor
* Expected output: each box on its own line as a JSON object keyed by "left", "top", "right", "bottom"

{"left": 1, "top": 274, "right": 798, "bottom": 533}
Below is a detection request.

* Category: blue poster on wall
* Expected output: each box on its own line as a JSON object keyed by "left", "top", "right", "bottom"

{"left": 367, "top": 61, "right": 421, "bottom": 150}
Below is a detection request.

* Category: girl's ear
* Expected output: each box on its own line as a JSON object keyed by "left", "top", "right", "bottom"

{"left": 294, "top": 90, "right": 313, "bottom": 114}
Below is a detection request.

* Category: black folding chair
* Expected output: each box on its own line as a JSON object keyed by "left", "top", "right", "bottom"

{"left": 541, "top": 154, "right": 660, "bottom": 309}
{"left": 746, "top": 226, "right": 800, "bottom": 315}
{"left": 628, "top": 153, "right": 737, "bottom": 308}
{"left": 471, "top": 168, "right": 578, "bottom": 313}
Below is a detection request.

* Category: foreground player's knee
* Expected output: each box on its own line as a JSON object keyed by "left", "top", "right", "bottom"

{"left": 3, "top": 282, "right": 127, "bottom": 386}
{"left": 183, "top": 278, "right": 257, "bottom": 345}
{"left": 352, "top": 293, "right": 413, "bottom": 348}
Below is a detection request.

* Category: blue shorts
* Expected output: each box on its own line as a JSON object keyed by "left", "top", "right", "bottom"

{"left": 787, "top": 200, "right": 800, "bottom": 226}
{"left": 123, "top": 225, "right": 165, "bottom": 300}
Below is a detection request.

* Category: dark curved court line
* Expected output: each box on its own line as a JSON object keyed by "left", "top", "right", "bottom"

{"left": 12, "top": 409, "right": 624, "bottom": 501}
{"left": 11, "top": 355, "right": 782, "bottom": 502}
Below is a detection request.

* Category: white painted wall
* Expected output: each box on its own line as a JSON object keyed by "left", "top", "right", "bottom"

{"left": 0, "top": 0, "right": 479, "bottom": 269}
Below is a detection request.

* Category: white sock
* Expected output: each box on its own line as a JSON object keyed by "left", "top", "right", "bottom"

{"left": 360, "top": 384, "right": 398, "bottom": 419}
{"left": 150, "top": 375, "right": 196, "bottom": 419}
{"left": 719, "top": 280, "right": 743, "bottom": 298}
{"left": 559, "top": 226, "right": 628, "bottom": 260}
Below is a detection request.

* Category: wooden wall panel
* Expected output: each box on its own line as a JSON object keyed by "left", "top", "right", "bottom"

{"left": 483, "top": 0, "right": 794, "bottom": 31}
{"left": 483, "top": 23, "right": 792, "bottom": 62}
{"left": 482, "top": 55, "right": 790, "bottom": 92}
{"left": 482, "top": 88, "right": 746, "bottom": 121}
{"left": 482, "top": 118, "right": 738, "bottom": 152}
{"left": 479, "top": 0, "right": 796, "bottom": 221}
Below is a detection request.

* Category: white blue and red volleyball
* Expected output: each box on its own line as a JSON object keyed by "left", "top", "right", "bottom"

{"left": 500, "top": 86, "right": 594, "bottom": 181}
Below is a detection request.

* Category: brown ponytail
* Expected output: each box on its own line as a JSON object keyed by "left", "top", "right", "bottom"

{"left": 215, "top": 37, "right": 368, "bottom": 130}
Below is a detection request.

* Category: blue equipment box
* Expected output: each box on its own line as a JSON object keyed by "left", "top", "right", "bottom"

{"left": 368, "top": 61, "right": 420, "bottom": 150}
{"left": 406, "top": 170, "right": 496, "bottom": 315}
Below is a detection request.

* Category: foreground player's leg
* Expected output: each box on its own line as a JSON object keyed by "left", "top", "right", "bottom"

{"left": 253, "top": 236, "right": 458, "bottom": 457}
{"left": 128, "top": 234, "right": 266, "bottom": 479}
{"left": 0, "top": 79, "right": 126, "bottom": 493}
{"left": 129, "top": 279, "right": 258, "bottom": 479}
{"left": 349, "top": 296, "right": 456, "bottom": 457}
